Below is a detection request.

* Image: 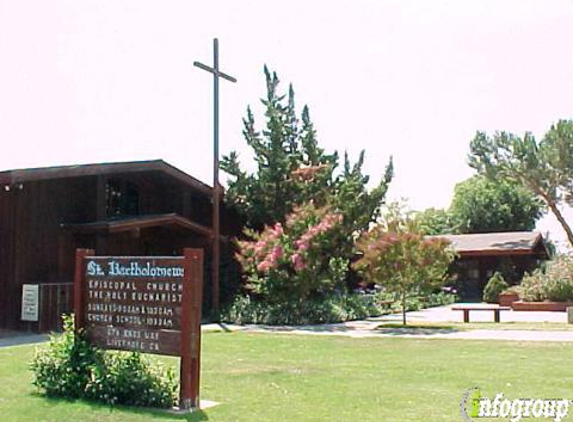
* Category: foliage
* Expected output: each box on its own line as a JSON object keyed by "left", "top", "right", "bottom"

{"left": 30, "top": 315, "right": 103, "bottom": 399}
{"left": 423, "top": 290, "right": 458, "bottom": 308}
{"left": 30, "top": 315, "right": 177, "bottom": 408}
{"left": 222, "top": 66, "right": 393, "bottom": 269}
{"left": 235, "top": 203, "right": 346, "bottom": 302}
{"left": 85, "top": 352, "right": 176, "bottom": 408}
{"left": 353, "top": 208, "right": 456, "bottom": 325}
{"left": 414, "top": 175, "right": 542, "bottom": 236}
{"left": 519, "top": 255, "right": 573, "bottom": 302}
{"left": 469, "top": 120, "right": 573, "bottom": 246}
{"left": 221, "top": 292, "right": 385, "bottom": 325}
{"left": 482, "top": 272, "right": 509, "bottom": 303}
{"left": 378, "top": 290, "right": 457, "bottom": 314}
{"left": 450, "top": 175, "right": 543, "bottom": 233}
{"left": 222, "top": 287, "right": 457, "bottom": 326}
{"left": 414, "top": 207, "right": 459, "bottom": 235}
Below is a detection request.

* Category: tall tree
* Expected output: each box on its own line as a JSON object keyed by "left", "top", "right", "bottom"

{"left": 450, "top": 175, "right": 543, "bottom": 234}
{"left": 414, "top": 207, "right": 459, "bottom": 235}
{"left": 221, "top": 66, "right": 393, "bottom": 243}
{"left": 221, "top": 67, "right": 338, "bottom": 229}
{"left": 353, "top": 210, "right": 455, "bottom": 325}
{"left": 469, "top": 120, "right": 573, "bottom": 246}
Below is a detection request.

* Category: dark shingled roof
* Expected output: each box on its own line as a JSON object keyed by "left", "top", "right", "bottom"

{"left": 61, "top": 213, "right": 228, "bottom": 242}
{"left": 0, "top": 159, "right": 212, "bottom": 195}
{"left": 431, "top": 231, "right": 549, "bottom": 257}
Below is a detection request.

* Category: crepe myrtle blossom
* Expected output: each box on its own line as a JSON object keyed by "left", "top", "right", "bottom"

{"left": 236, "top": 206, "right": 343, "bottom": 275}
{"left": 234, "top": 203, "right": 346, "bottom": 300}
{"left": 290, "top": 253, "right": 305, "bottom": 272}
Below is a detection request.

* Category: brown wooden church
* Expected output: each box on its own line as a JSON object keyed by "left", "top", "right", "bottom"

{"left": 0, "top": 160, "right": 236, "bottom": 332}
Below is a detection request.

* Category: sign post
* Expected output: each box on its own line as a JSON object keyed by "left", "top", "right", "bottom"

{"left": 73, "top": 248, "right": 204, "bottom": 410}
{"left": 179, "top": 248, "right": 204, "bottom": 408}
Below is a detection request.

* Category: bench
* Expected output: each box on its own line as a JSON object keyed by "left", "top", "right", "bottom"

{"left": 451, "top": 305, "right": 511, "bottom": 323}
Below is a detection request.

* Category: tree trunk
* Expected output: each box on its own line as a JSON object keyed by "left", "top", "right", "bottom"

{"left": 402, "top": 291, "right": 407, "bottom": 326}
{"left": 544, "top": 196, "right": 573, "bottom": 248}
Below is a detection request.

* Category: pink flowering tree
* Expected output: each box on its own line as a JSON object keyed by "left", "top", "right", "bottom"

{"left": 353, "top": 212, "right": 456, "bottom": 325}
{"left": 235, "top": 203, "right": 346, "bottom": 302}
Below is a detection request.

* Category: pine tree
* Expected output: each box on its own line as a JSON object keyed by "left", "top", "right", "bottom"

{"left": 221, "top": 66, "right": 393, "bottom": 265}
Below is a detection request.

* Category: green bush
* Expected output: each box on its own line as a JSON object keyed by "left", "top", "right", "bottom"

{"left": 30, "top": 315, "right": 104, "bottom": 398}
{"left": 31, "top": 315, "right": 177, "bottom": 408}
{"left": 483, "top": 272, "right": 509, "bottom": 303}
{"left": 385, "top": 290, "right": 457, "bottom": 314}
{"left": 424, "top": 291, "right": 458, "bottom": 307}
{"left": 520, "top": 255, "right": 573, "bottom": 302}
{"left": 221, "top": 289, "right": 457, "bottom": 326}
{"left": 221, "top": 293, "right": 385, "bottom": 325}
{"left": 85, "top": 351, "right": 176, "bottom": 407}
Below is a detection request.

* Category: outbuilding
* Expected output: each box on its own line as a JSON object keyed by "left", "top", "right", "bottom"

{"left": 436, "top": 231, "right": 550, "bottom": 300}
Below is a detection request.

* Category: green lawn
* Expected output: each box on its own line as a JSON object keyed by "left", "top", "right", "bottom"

{"left": 1, "top": 332, "right": 572, "bottom": 422}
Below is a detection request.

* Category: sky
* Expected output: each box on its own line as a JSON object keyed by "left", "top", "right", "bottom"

{"left": 1, "top": 1, "right": 573, "bottom": 248}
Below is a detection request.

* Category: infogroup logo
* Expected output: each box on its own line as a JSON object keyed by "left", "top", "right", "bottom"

{"left": 461, "top": 388, "right": 570, "bottom": 422}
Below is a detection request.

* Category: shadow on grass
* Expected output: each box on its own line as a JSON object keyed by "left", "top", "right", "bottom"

{"left": 30, "top": 393, "right": 209, "bottom": 421}
{"left": 238, "top": 320, "right": 463, "bottom": 337}
{"left": 374, "top": 323, "right": 461, "bottom": 336}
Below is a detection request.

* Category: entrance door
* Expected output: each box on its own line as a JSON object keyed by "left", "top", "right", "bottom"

{"left": 455, "top": 260, "right": 481, "bottom": 301}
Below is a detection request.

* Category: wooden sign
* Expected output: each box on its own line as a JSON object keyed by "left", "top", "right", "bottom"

{"left": 74, "top": 248, "right": 204, "bottom": 410}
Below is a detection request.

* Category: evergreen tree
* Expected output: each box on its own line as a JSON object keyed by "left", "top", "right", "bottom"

{"left": 221, "top": 66, "right": 392, "bottom": 234}
{"left": 221, "top": 66, "right": 393, "bottom": 267}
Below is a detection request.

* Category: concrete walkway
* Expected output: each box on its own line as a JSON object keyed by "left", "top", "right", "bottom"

{"left": 0, "top": 330, "right": 48, "bottom": 348}
{"left": 399, "top": 303, "right": 568, "bottom": 324}
{"left": 205, "top": 304, "right": 573, "bottom": 342}
{"left": 212, "top": 324, "right": 573, "bottom": 342}
{"left": 2, "top": 305, "right": 573, "bottom": 347}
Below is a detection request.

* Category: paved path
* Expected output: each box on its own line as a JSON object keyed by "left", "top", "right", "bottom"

{"left": 210, "top": 324, "right": 573, "bottom": 342}
{"left": 3, "top": 305, "right": 573, "bottom": 347}
{"left": 204, "top": 304, "right": 573, "bottom": 342}
{"left": 401, "top": 303, "right": 568, "bottom": 324}
{"left": 0, "top": 332, "right": 48, "bottom": 348}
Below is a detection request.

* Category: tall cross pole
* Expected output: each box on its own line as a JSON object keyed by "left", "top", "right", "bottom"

{"left": 194, "top": 38, "right": 236, "bottom": 313}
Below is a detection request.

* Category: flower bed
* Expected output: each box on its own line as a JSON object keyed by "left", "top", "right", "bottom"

{"left": 498, "top": 292, "right": 519, "bottom": 307}
{"left": 511, "top": 301, "right": 573, "bottom": 312}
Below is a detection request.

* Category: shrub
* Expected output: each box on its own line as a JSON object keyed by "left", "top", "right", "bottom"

{"left": 482, "top": 272, "right": 509, "bottom": 303}
{"left": 235, "top": 203, "right": 346, "bottom": 303}
{"left": 385, "top": 290, "right": 457, "bottom": 314}
{"left": 519, "top": 272, "right": 547, "bottom": 302}
{"left": 424, "top": 291, "right": 458, "bottom": 308}
{"left": 520, "top": 255, "right": 573, "bottom": 302}
{"left": 30, "top": 315, "right": 104, "bottom": 398}
{"left": 221, "top": 293, "right": 384, "bottom": 325}
{"left": 353, "top": 208, "right": 455, "bottom": 325}
{"left": 85, "top": 351, "right": 177, "bottom": 408}
{"left": 31, "top": 315, "right": 177, "bottom": 408}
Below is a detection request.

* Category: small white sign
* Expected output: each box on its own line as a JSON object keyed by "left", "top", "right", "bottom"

{"left": 21, "top": 284, "right": 39, "bottom": 322}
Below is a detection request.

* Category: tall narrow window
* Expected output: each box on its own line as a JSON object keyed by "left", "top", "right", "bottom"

{"left": 106, "top": 180, "right": 139, "bottom": 217}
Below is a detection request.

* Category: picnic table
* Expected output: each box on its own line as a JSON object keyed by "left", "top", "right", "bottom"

{"left": 451, "top": 305, "right": 511, "bottom": 323}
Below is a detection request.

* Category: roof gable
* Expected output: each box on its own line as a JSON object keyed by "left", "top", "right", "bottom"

{"left": 0, "top": 160, "right": 212, "bottom": 195}
{"left": 432, "top": 231, "right": 549, "bottom": 257}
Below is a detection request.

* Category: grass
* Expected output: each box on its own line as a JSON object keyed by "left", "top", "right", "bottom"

{"left": 1, "top": 332, "right": 573, "bottom": 422}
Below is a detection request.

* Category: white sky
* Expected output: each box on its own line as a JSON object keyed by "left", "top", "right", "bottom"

{"left": 1, "top": 1, "right": 572, "bottom": 248}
